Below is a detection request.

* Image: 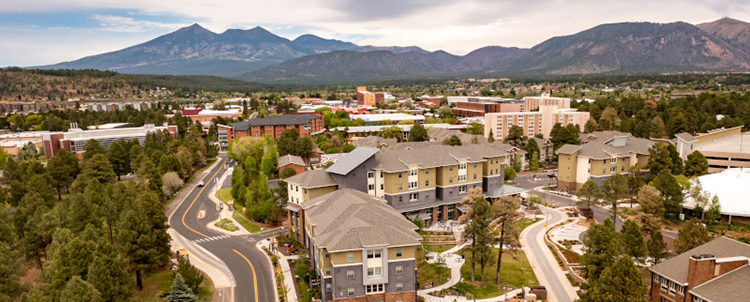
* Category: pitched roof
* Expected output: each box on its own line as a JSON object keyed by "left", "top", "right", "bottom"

{"left": 530, "top": 137, "right": 551, "bottom": 146}
{"left": 556, "top": 144, "right": 582, "bottom": 155}
{"left": 325, "top": 147, "right": 379, "bottom": 175}
{"left": 230, "top": 114, "right": 320, "bottom": 130}
{"left": 373, "top": 143, "right": 509, "bottom": 172}
{"left": 278, "top": 154, "right": 305, "bottom": 168}
{"left": 650, "top": 237, "right": 750, "bottom": 284}
{"left": 675, "top": 132, "right": 698, "bottom": 142}
{"left": 555, "top": 137, "right": 653, "bottom": 159}
{"left": 351, "top": 136, "right": 397, "bottom": 149}
{"left": 284, "top": 169, "right": 337, "bottom": 188}
{"left": 579, "top": 130, "right": 633, "bottom": 144}
{"left": 302, "top": 189, "right": 421, "bottom": 252}
{"left": 690, "top": 264, "right": 750, "bottom": 302}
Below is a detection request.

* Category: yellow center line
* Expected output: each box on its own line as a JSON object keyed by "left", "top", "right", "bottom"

{"left": 233, "top": 249, "right": 259, "bottom": 302}
{"left": 181, "top": 158, "right": 228, "bottom": 238}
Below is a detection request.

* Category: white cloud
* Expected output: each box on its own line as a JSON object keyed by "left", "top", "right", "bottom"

{"left": 2, "top": 0, "right": 750, "bottom": 65}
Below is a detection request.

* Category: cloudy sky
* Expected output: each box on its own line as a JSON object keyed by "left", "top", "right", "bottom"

{"left": 2, "top": 0, "right": 749, "bottom": 67}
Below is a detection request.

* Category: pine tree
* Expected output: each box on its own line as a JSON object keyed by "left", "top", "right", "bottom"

{"left": 107, "top": 140, "right": 131, "bottom": 180}
{"left": 177, "top": 257, "right": 204, "bottom": 293}
{"left": 674, "top": 219, "right": 710, "bottom": 254}
{"left": 465, "top": 196, "right": 494, "bottom": 285}
{"left": 88, "top": 243, "right": 134, "bottom": 302}
{"left": 621, "top": 220, "right": 646, "bottom": 261}
{"left": 493, "top": 196, "right": 520, "bottom": 285}
{"left": 60, "top": 276, "right": 104, "bottom": 302}
{"left": 167, "top": 274, "right": 196, "bottom": 302}
{"left": 602, "top": 173, "right": 627, "bottom": 225}
{"left": 582, "top": 256, "right": 647, "bottom": 302}
{"left": 576, "top": 180, "right": 601, "bottom": 210}
{"left": 653, "top": 170, "right": 683, "bottom": 216}
{"left": 580, "top": 218, "right": 619, "bottom": 282}
{"left": 83, "top": 139, "right": 105, "bottom": 161}
{"left": 647, "top": 233, "right": 669, "bottom": 264}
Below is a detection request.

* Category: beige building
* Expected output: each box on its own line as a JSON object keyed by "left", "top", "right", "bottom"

{"left": 285, "top": 170, "right": 339, "bottom": 244}
{"left": 523, "top": 95, "right": 571, "bottom": 111}
{"left": 675, "top": 126, "right": 750, "bottom": 172}
{"left": 484, "top": 105, "right": 590, "bottom": 141}
{"left": 556, "top": 135, "right": 654, "bottom": 192}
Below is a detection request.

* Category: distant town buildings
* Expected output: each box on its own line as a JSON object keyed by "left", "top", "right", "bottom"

{"left": 217, "top": 114, "right": 323, "bottom": 149}
{"left": 649, "top": 237, "right": 750, "bottom": 302}
{"left": 484, "top": 104, "right": 589, "bottom": 141}
{"left": 451, "top": 97, "right": 524, "bottom": 117}
{"left": 349, "top": 113, "right": 425, "bottom": 126}
{"left": 41, "top": 124, "right": 178, "bottom": 158}
{"left": 172, "top": 107, "right": 240, "bottom": 122}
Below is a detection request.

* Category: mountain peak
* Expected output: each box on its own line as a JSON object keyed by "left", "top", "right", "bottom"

{"left": 177, "top": 23, "right": 213, "bottom": 34}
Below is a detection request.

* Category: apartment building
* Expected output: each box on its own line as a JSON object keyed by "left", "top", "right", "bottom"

{"left": 356, "top": 87, "right": 386, "bottom": 107}
{"left": 451, "top": 98, "right": 524, "bottom": 117}
{"left": 556, "top": 135, "right": 654, "bottom": 192}
{"left": 278, "top": 154, "right": 306, "bottom": 175}
{"left": 674, "top": 126, "right": 750, "bottom": 172}
{"left": 41, "top": 124, "right": 178, "bottom": 158}
{"left": 484, "top": 105, "right": 590, "bottom": 141}
{"left": 420, "top": 95, "right": 444, "bottom": 107}
{"left": 302, "top": 189, "right": 421, "bottom": 302}
{"left": 285, "top": 169, "right": 339, "bottom": 245}
{"left": 649, "top": 237, "right": 750, "bottom": 302}
{"left": 522, "top": 95, "right": 571, "bottom": 111}
{"left": 217, "top": 114, "right": 323, "bottom": 148}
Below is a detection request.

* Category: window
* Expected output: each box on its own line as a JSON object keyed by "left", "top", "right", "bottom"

{"left": 380, "top": 184, "right": 384, "bottom": 190}
{"left": 458, "top": 175, "right": 466, "bottom": 182}
{"left": 395, "top": 265, "right": 404, "bottom": 275}
{"left": 304, "top": 188, "right": 307, "bottom": 194}
{"left": 449, "top": 166, "right": 454, "bottom": 171}
{"left": 669, "top": 281, "right": 676, "bottom": 293}
{"left": 396, "top": 282, "right": 404, "bottom": 291}
{"left": 399, "top": 196, "right": 403, "bottom": 202}
{"left": 425, "top": 192, "right": 430, "bottom": 198}
{"left": 409, "top": 181, "right": 418, "bottom": 189}
{"left": 425, "top": 180, "right": 429, "bottom": 186}
{"left": 425, "top": 168, "right": 429, "bottom": 174}
{"left": 367, "top": 250, "right": 382, "bottom": 258}
{"left": 347, "top": 270, "right": 355, "bottom": 279}
{"left": 348, "top": 287, "right": 355, "bottom": 296}
{"left": 368, "top": 184, "right": 375, "bottom": 190}
{"left": 602, "top": 169, "right": 606, "bottom": 174}
{"left": 295, "top": 186, "right": 299, "bottom": 192}
{"left": 603, "top": 159, "right": 607, "bottom": 164}
{"left": 325, "top": 266, "right": 331, "bottom": 275}
{"left": 458, "top": 186, "right": 467, "bottom": 193}
{"left": 410, "top": 169, "right": 418, "bottom": 176}
{"left": 326, "top": 283, "right": 332, "bottom": 292}
{"left": 678, "top": 285, "right": 685, "bottom": 294}
{"left": 474, "top": 163, "right": 477, "bottom": 168}
{"left": 610, "top": 158, "right": 617, "bottom": 164}
{"left": 610, "top": 167, "right": 616, "bottom": 173}
{"left": 368, "top": 171, "right": 374, "bottom": 178}
{"left": 661, "top": 278, "right": 668, "bottom": 289}
{"left": 398, "top": 172, "right": 402, "bottom": 178}
{"left": 365, "top": 284, "right": 384, "bottom": 294}
{"left": 473, "top": 174, "right": 477, "bottom": 180}
{"left": 449, "top": 177, "right": 453, "bottom": 183}
{"left": 425, "top": 208, "right": 432, "bottom": 215}
{"left": 653, "top": 274, "right": 659, "bottom": 281}
{"left": 367, "top": 267, "right": 382, "bottom": 276}
{"left": 346, "top": 253, "right": 354, "bottom": 262}
{"left": 380, "top": 172, "right": 384, "bottom": 178}
{"left": 409, "top": 193, "right": 418, "bottom": 201}
{"left": 459, "top": 163, "right": 467, "bottom": 169}
{"left": 398, "top": 184, "right": 403, "bottom": 190}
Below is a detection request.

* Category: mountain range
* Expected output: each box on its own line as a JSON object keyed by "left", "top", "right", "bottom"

{"left": 37, "top": 18, "right": 750, "bottom": 83}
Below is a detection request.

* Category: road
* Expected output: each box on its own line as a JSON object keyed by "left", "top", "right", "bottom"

{"left": 521, "top": 206, "right": 579, "bottom": 302}
{"left": 169, "top": 153, "right": 278, "bottom": 302}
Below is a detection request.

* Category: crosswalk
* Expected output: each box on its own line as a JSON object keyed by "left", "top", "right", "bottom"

{"left": 193, "top": 234, "right": 231, "bottom": 244}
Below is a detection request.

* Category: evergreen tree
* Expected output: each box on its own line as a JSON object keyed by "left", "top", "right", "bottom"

{"left": 647, "top": 232, "right": 669, "bottom": 264}
{"left": 48, "top": 151, "right": 78, "bottom": 200}
{"left": 60, "top": 276, "right": 103, "bottom": 302}
{"left": 465, "top": 197, "right": 495, "bottom": 286}
{"left": 75, "top": 154, "right": 116, "bottom": 191}
{"left": 493, "top": 196, "right": 520, "bottom": 284}
{"left": 636, "top": 185, "right": 664, "bottom": 237}
{"left": 177, "top": 257, "right": 204, "bottom": 293}
{"left": 83, "top": 139, "right": 105, "bottom": 160}
{"left": 582, "top": 256, "right": 647, "bottom": 302}
{"left": 646, "top": 144, "right": 673, "bottom": 181}
{"left": 580, "top": 218, "right": 619, "bottom": 282}
{"left": 503, "top": 125, "right": 525, "bottom": 147}
{"left": 119, "top": 200, "right": 170, "bottom": 291}
{"left": 621, "top": 220, "right": 647, "bottom": 261}
{"left": 504, "top": 166, "right": 516, "bottom": 182}
{"left": 107, "top": 140, "right": 130, "bottom": 180}
{"left": 674, "top": 219, "right": 710, "bottom": 254}
{"left": 576, "top": 180, "right": 601, "bottom": 210}
{"left": 295, "top": 137, "right": 314, "bottom": 160}
{"left": 685, "top": 151, "right": 709, "bottom": 177}
{"left": 408, "top": 123, "right": 428, "bottom": 142}
{"left": 88, "top": 243, "right": 134, "bottom": 302}
{"left": 602, "top": 173, "right": 627, "bottom": 225}
{"left": 513, "top": 156, "right": 522, "bottom": 172}
{"left": 652, "top": 170, "right": 683, "bottom": 216}
{"left": 166, "top": 274, "right": 196, "bottom": 302}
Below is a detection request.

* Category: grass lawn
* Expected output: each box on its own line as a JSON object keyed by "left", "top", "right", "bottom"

{"left": 214, "top": 219, "right": 239, "bottom": 232}
{"left": 133, "top": 268, "right": 214, "bottom": 301}
{"left": 417, "top": 258, "right": 451, "bottom": 289}
{"left": 233, "top": 211, "right": 262, "bottom": 233}
{"left": 518, "top": 218, "right": 542, "bottom": 232}
{"left": 215, "top": 188, "right": 233, "bottom": 204}
{"left": 454, "top": 247, "right": 538, "bottom": 299}
{"left": 425, "top": 244, "right": 455, "bottom": 253}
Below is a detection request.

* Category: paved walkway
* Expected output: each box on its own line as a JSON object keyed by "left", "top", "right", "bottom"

{"left": 261, "top": 238, "right": 298, "bottom": 302}
{"left": 168, "top": 229, "right": 236, "bottom": 301}
{"left": 521, "top": 206, "right": 579, "bottom": 302}
{"left": 548, "top": 219, "right": 587, "bottom": 255}
{"left": 204, "top": 169, "right": 251, "bottom": 236}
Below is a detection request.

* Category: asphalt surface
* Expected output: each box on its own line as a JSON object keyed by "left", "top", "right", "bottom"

{"left": 525, "top": 207, "right": 575, "bottom": 302}
{"left": 170, "top": 153, "right": 278, "bottom": 302}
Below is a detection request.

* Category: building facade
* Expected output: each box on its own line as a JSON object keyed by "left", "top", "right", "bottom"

{"left": 451, "top": 98, "right": 524, "bottom": 117}
{"left": 649, "top": 237, "right": 750, "bottom": 302}
{"left": 484, "top": 105, "right": 590, "bottom": 141}
{"left": 41, "top": 124, "right": 178, "bottom": 158}
{"left": 302, "top": 189, "right": 421, "bottom": 302}
{"left": 217, "top": 114, "right": 323, "bottom": 148}
{"left": 674, "top": 126, "right": 750, "bottom": 172}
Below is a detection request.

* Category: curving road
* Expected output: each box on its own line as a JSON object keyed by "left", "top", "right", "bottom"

{"left": 169, "top": 153, "right": 278, "bottom": 302}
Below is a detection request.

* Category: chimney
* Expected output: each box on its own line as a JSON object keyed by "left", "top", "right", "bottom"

{"left": 687, "top": 254, "right": 716, "bottom": 290}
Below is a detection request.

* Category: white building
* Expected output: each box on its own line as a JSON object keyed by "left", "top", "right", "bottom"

{"left": 683, "top": 168, "right": 750, "bottom": 223}
{"left": 484, "top": 105, "right": 589, "bottom": 140}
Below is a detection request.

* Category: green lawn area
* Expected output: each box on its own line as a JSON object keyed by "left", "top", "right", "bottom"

{"left": 417, "top": 258, "right": 451, "bottom": 289}
{"left": 233, "top": 211, "right": 262, "bottom": 233}
{"left": 518, "top": 218, "right": 542, "bottom": 232}
{"left": 424, "top": 244, "right": 455, "bottom": 253}
{"left": 134, "top": 268, "right": 214, "bottom": 301}
{"left": 215, "top": 188, "right": 233, "bottom": 204}
{"left": 454, "top": 247, "right": 538, "bottom": 299}
{"left": 214, "top": 219, "right": 239, "bottom": 232}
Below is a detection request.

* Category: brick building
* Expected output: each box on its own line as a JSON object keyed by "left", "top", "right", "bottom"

{"left": 41, "top": 124, "right": 178, "bottom": 158}
{"left": 217, "top": 114, "right": 323, "bottom": 148}
{"left": 649, "top": 237, "right": 750, "bottom": 302}
{"left": 278, "top": 154, "right": 307, "bottom": 175}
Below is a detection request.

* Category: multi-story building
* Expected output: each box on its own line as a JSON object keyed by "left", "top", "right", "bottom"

{"left": 522, "top": 95, "right": 571, "bottom": 111}
{"left": 555, "top": 135, "right": 653, "bottom": 192}
{"left": 302, "top": 189, "right": 421, "bottom": 302}
{"left": 285, "top": 169, "right": 340, "bottom": 244}
{"left": 356, "top": 87, "right": 386, "bottom": 107}
{"left": 217, "top": 114, "right": 323, "bottom": 148}
{"left": 41, "top": 124, "right": 178, "bottom": 158}
{"left": 349, "top": 113, "right": 425, "bottom": 126}
{"left": 484, "top": 105, "right": 590, "bottom": 141}
{"left": 674, "top": 126, "right": 750, "bottom": 172}
{"left": 451, "top": 98, "right": 524, "bottom": 117}
{"left": 649, "top": 237, "right": 750, "bottom": 302}
{"left": 420, "top": 95, "right": 444, "bottom": 107}
{"left": 278, "top": 154, "right": 307, "bottom": 175}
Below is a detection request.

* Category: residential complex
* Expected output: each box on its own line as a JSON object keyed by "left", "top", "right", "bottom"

{"left": 41, "top": 124, "right": 178, "bottom": 158}
{"left": 484, "top": 104, "right": 589, "bottom": 141}
{"left": 217, "top": 114, "right": 323, "bottom": 148}
{"left": 649, "top": 237, "right": 750, "bottom": 302}
{"left": 674, "top": 126, "right": 750, "bottom": 172}
{"left": 555, "top": 134, "right": 653, "bottom": 192}
{"left": 300, "top": 189, "right": 420, "bottom": 302}
{"left": 277, "top": 154, "right": 307, "bottom": 175}
{"left": 522, "top": 95, "right": 571, "bottom": 111}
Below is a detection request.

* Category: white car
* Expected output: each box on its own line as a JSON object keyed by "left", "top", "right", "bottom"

{"left": 198, "top": 181, "right": 204, "bottom": 187}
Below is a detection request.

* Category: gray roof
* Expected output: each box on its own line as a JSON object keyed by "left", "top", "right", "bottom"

{"left": 675, "top": 132, "right": 698, "bottom": 142}
{"left": 530, "top": 137, "right": 552, "bottom": 146}
{"left": 555, "top": 137, "right": 653, "bottom": 159}
{"left": 302, "top": 189, "right": 421, "bottom": 252}
{"left": 284, "top": 170, "right": 337, "bottom": 188}
{"left": 230, "top": 114, "right": 319, "bottom": 130}
{"left": 278, "top": 154, "right": 305, "bottom": 168}
{"left": 325, "top": 147, "right": 379, "bottom": 175}
{"left": 650, "top": 237, "right": 750, "bottom": 284}
{"left": 484, "top": 184, "right": 529, "bottom": 198}
{"left": 427, "top": 128, "right": 483, "bottom": 145}
{"left": 373, "top": 143, "right": 509, "bottom": 172}
{"left": 579, "top": 130, "right": 633, "bottom": 144}
{"left": 351, "top": 136, "right": 397, "bottom": 149}
{"left": 690, "top": 264, "right": 750, "bottom": 302}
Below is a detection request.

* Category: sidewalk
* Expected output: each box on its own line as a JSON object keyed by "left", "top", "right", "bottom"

{"left": 205, "top": 169, "right": 250, "bottom": 236}
{"left": 260, "top": 238, "right": 298, "bottom": 302}
{"left": 168, "top": 229, "right": 235, "bottom": 301}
